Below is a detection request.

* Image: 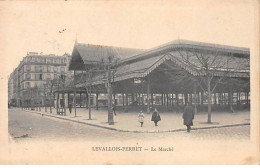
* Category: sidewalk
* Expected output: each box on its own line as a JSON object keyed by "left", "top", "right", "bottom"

{"left": 24, "top": 107, "right": 250, "bottom": 133}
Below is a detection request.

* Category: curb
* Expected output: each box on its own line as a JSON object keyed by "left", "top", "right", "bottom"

{"left": 24, "top": 110, "right": 250, "bottom": 133}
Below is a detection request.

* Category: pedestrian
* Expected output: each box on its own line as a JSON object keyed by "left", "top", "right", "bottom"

{"left": 182, "top": 102, "right": 195, "bottom": 132}
{"left": 151, "top": 108, "right": 161, "bottom": 126}
{"left": 68, "top": 100, "right": 72, "bottom": 114}
{"left": 138, "top": 110, "right": 145, "bottom": 127}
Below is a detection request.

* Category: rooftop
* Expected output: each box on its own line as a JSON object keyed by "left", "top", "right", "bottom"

{"left": 69, "top": 42, "right": 145, "bottom": 70}
{"left": 118, "top": 39, "right": 250, "bottom": 65}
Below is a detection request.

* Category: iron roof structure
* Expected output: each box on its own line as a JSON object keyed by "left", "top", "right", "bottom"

{"left": 69, "top": 39, "right": 250, "bottom": 89}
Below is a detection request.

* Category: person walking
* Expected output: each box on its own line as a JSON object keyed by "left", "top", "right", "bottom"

{"left": 151, "top": 108, "right": 161, "bottom": 126}
{"left": 182, "top": 102, "right": 195, "bottom": 132}
{"left": 138, "top": 110, "right": 145, "bottom": 127}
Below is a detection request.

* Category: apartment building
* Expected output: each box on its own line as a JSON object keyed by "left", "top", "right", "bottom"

{"left": 8, "top": 52, "right": 72, "bottom": 107}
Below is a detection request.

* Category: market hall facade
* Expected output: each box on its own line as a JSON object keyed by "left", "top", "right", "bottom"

{"left": 65, "top": 39, "right": 250, "bottom": 114}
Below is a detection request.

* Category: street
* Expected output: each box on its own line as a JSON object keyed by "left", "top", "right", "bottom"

{"left": 8, "top": 108, "right": 250, "bottom": 142}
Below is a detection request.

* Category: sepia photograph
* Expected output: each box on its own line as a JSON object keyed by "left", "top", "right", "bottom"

{"left": 0, "top": 0, "right": 259, "bottom": 165}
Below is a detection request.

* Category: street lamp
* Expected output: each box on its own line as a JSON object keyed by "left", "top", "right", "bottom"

{"left": 102, "top": 62, "right": 115, "bottom": 125}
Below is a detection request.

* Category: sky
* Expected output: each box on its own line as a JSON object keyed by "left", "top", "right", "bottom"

{"left": 0, "top": 0, "right": 256, "bottom": 78}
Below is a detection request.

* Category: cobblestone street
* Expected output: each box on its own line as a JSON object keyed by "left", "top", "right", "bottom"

{"left": 8, "top": 108, "right": 250, "bottom": 143}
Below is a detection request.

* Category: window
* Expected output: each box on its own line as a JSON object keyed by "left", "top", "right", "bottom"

{"left": 26, "top": 65, "right": 31, "bottom": 72}
{"left": 39, "top": 66, "right": 43, "bottom": 72}
{"left": 61, "top": 58, "right": 66, "bottom": 64}
{"left": 35, "top": 66, "right": 43, "bottom": 72}
{"left": 54, "top": 74, "right": 57, "bottom": 79}
{"left": 35, "top": 66, "right": 39, "bottom": 72}
{"left": 39, "top": 74, "right": 43, "bottom": 80}
{"left": 46, "top": 74, "right": 51, "bottom": 79}
{"left": 53, "top": 67, "right": 57, "bottom": 72}
{"left": 26, "top": 82, "right": 30, "bottom": 89}
{"left": 35, "top": 74, "right": 43, "bottom": 80}
{"left": 39, "top": 57, "right": 44, "bottom": 63}
{"left": 47, "top": 58, "right": 53, "bottom": 63}
{"left": 26, "top": 74, "right": 31, "bottom": 80}
{"left": 60, "top": 67, "right": 65, "bottom": 72}
{"left": 47, "top": 66, "right": 51, "bottom": 72}
{"left": 27, "top": 57, "right": 32, "bottom": 62}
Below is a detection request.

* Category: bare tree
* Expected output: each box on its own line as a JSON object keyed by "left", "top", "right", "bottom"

{"left": 46, "top": 78, "right": 59, "bottom": 114}
{"left": 167, "top": 47, "right": 233, "bottom": 123}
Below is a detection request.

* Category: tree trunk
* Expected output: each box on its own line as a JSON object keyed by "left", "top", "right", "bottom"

{"left": 194, "top": 84, "right": 197, "bottom": 113}
{"left": 126, "top": 93, "right": 128, "bottom": 106}
{"left": 151, "top": 93, "right": 154, "bottom": 107}
{"left": 79, "top": 93, "right": 82, "bottom": 108}
{"left": 172, "top": 93, "right": 174, "bottom": 106}
{"left": 107, "top": 65, "right": 114, "bottom": 125}
{"left": 44, "top": 86, "right": 47, "bottom": 112}
{"left": 214, "top": 93, "right": 217, "bottom": 104}
{"left": 113, "top": 93, "right": 116, "bottom": 105}
{"left": 122, "top": 93, "right": 125, "bottom": 107}
{"left": 141, "top": 93, "right": 143, "bottom": 106}
{"left": 246, "top": 92, "right": 249, "bottom": 106}
{"left": 166, "top": 93, "right": 169, "bottom": 106}
{"left": 223, "top": 92, "right": 225, "bottom": 105}
{"left": 138, "top": 93, "right": 140, "bottom": 106}
{"left": 87, "top": 69, "right": 92, "bottom": 120}
{"left": 107, "top": 85, "right": 114, "bottom": 124}
{"left": 228, "top": 89, "right": 233, "bottom": 112}
{"left": 96, "top": 93, "right": 99, "bottom": 110}
{"left": 238, "top": 92, "right": 241, "bottom": 106}
{"left": 207, "top": 79, "right": 212, "bottom": 123}
{"left": 161, "top": 94, "right": 163, "bottom": 106}
{"left": 56, "top": 93, "right": 59, "bottom": 114}
{"left": 85, "top": 92, "right": 88, "bottom": 109}
{"left": 176, "top": 93, "right": 179, "bottom": 106}
{"left": 201, "top": 91, "right": 204, "bottom": 105}
{"left": 50, "top": 85, "right": 53, "bottom": 113}
{"left": 147, "top": 79, "right": 150, "bottom": 113}
{"left": 88, "top": 85, "right": 92, "bottom": 119}
{"left": 63, "top": 92, "right": 66, "bottom": 116}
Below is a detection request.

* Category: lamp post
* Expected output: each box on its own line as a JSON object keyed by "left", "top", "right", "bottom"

{"left": 103, "top": 61, "right": 114, "bottom": 125}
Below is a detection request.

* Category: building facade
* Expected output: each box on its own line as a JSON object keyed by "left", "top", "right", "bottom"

{"left": 69, "top": 39, "right": 250, "bottom": 114}
{"left": 8, "top": 52, "right": 72, "bottom": 107}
